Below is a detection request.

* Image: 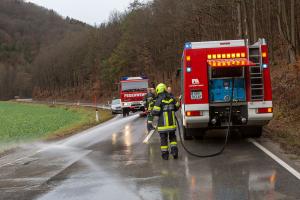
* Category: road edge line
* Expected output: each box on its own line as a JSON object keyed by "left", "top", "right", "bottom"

{"left": 248, "top": 138, "right": 300, "bottom": 180}
{"left": 143, "top": 130, "right": 155, "bottom": 144}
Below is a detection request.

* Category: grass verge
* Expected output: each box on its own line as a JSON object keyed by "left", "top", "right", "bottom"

{"left": 0, "top": 101, "right": 113, "bottom": 150}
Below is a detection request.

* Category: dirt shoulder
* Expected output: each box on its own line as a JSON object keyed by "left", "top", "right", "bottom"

{"left": 265, "top": 59, "right": 300, "bottom": 156}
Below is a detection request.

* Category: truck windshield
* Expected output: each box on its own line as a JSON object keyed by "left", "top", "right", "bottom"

{"left": 112, "top": 99, "right": 121, "bottom": 105}
{"left": 121, "top": 81, "right": 148, "bottom": 92}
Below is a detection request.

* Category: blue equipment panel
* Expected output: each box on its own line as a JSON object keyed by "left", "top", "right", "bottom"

{"left": 209, "top": 78, "right": 246, "bottom": 102}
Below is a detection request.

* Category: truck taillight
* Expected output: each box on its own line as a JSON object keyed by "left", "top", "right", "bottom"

{"left": 257, "top": 107, "right": 272, "bottom": 114}
{"left": 186, "top": 111, "right": 202, "bottom": 116}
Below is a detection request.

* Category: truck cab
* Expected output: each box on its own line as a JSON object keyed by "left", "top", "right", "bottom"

{"left": 120, "top": 77, "right": 148, "bottom": 117}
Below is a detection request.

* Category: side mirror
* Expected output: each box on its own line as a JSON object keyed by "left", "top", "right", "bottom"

{"left": 176, "top": 68, "right": 181, "bottom": 77}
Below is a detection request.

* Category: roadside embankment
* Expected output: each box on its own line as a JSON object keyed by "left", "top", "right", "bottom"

{"left": 266, "top": 59, "right": 300, "bottom": 156}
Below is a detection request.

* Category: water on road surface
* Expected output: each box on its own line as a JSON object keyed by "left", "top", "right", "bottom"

{"left": 0, "top": 114, "right": 299, "bottom": 200}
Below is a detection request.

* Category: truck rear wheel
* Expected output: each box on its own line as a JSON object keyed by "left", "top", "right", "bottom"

{"left": 183, "top": 126, "right": 193, "bottom": 140}
{"left": 241, "top": 126, "right": 263, "bottom": 138}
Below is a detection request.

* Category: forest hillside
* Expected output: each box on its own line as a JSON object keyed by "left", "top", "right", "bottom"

{"left": 0, "top": 0, "right": 89, "bottom": 100}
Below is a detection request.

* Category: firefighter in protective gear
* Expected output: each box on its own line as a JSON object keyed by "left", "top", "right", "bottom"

{"left": 167, "top": 86, "right": 175, "bottom": 98}
{"left": 144, "top": 88, "right": 156, "bottom": 132}
{"left": 152, "top": 83, "right": 180, "bottom": 160}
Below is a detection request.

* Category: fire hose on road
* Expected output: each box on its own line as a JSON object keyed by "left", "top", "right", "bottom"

{"left": 176, "top": 78, "right": 235, "bottom": 158}
{"left": 177, "top": 78, "right": 235, "bottom": 157}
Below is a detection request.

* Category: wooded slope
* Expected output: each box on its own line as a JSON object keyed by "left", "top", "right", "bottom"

{"left": 0, "top": 0, "right": 88, "bottom": 99}
{"left": 0, "top": 0, "right": 299, "bottom": 102}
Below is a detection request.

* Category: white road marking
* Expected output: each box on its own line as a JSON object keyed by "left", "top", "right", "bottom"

{"left": 248, "top": 138, "right": 300, "bottom": 180}
{"left": 143, "top": 130, "right": 156, "bottom": 144}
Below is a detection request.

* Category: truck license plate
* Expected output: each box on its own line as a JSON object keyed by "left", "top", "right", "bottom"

{"left": 191, "top": 90, "right": 202, "bottom": 100}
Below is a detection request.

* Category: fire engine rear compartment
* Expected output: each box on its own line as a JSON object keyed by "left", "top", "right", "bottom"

{"left": 181, "top": 39, "right": 273, "bottom": 140}
{"left": 209, "top": 66, "right": 248, "bottom": 127}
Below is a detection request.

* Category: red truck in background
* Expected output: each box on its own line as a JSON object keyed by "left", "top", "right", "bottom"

{"left": 120, "top": 76, "right": 148, "bottom": 117}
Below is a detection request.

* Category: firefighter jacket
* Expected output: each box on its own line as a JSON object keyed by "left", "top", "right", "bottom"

{"left": 151, "top": 92, "right": 180, "bottom": 132}
{"left": 143, "top": 92, "right": 155, "bottom": 110}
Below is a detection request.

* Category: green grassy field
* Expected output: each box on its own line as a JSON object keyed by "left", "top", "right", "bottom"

{"left": 0, "top": 102, "right": 112, "bottom": 146}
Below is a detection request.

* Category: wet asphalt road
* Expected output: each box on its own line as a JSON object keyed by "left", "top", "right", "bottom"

{"left": 0, "top": 114, "right": 300, "bottom": 200}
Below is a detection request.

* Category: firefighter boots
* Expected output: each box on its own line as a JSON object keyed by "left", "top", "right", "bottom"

{"left": 171, "top": 146, "right": 178, "bottom": 159}
{"left": 161, "top": 151, "right": 169, "bottom": 160}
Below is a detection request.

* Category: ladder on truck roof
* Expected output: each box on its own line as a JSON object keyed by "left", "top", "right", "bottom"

{"left": 249, "top": 42, "right": 264, "bottom": 101}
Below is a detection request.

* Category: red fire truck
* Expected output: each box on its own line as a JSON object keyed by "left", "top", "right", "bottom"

{"left": 120, "top": 76, "right": 148, "bottom": 117}
{"left": 180, "top": 39, "right": 273, "bottom": 139}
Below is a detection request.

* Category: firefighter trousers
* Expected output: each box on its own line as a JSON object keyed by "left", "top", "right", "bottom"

{"left": 159, "top": 131, "right": 177, "bottom": 153}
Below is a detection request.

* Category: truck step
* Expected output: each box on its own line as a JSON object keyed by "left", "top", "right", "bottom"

{"left": 250, "top": 73, "right": 263, "bottom": 75}
{"left": 250, "top": 70, "right": 262, "bottom": 74}
{"left": 251, "top": 84, "right": 264, "bottom": 89}
{"left": 250, "top": 68, "right": 262, "bottom": 70}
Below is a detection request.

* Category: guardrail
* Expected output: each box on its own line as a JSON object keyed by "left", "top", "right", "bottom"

{"left": 15, "top": 99, "right": 111, "bottom": 110}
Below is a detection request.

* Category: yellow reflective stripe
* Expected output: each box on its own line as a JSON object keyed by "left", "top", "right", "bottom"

{"left": 172, "top": 111, "right": 176, "bottom": 125}
{"left": 161, "top": 146, "right": 168, "bottom": 150}
{"left": 153, "top": 106, "right": 161, "bottom": 111}
{"left": 158, "top": 125, "right": 177, "bottom": 131}
{"left": 164, "top": 112, "right": 169, "bottom": 126}
{"left": 162, "top": 99, "right": 174, "bottom": 104}
{"left": 176, "top": 102, "right": 180, "bottom": 107}
{"left": 170, "top": 141, "right": 177, "bottom": 145}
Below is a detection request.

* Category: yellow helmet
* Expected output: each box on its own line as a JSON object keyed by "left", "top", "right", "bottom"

{"left": 156, "top": 83, "right": 167, "bottom": 94}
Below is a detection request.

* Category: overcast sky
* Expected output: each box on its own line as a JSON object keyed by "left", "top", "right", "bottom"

{"left": 25, "top": 0, "right": 144, "bottom": 25}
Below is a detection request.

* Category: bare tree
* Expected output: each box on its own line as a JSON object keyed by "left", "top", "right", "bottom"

{"left": 241, "top": 0, "right": 249, "bottom": 40}
{"left": 237, "top": 0, "right": 242, "bottom": 38}
{"left": 277, "top": 0, "right": 296, "bottom": 63}
{"left": 252, "top": 0, "right": 257, "bottom": 42}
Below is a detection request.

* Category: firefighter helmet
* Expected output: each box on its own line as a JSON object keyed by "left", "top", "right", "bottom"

{"left": 156, "top": 83, "right": 167, "bottom": 94}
